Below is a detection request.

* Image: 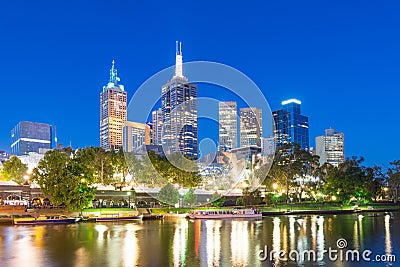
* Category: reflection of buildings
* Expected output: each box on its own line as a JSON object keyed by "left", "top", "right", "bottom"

{"left": 100, "top": 60, "right": 127, "bottom": 151}
{"left": 161, "top": 42, "right": 198, "bottom": 159}
{"left": 273, "top": 99, "right": 309, "bottom": 151}
{"left": 11, "top": 121, "right": 52, "bottom": 156}
{"left": 316, "top": 128, "right": 344, "bottom": 167}
{"left": 240, "top": 107, "right": 262, "bottom": 147}
{"left": 123, "top": 121, "right": 151, "bottom": 152}
{"left": 219, "top": 101, "right": 238, "bottom": 151}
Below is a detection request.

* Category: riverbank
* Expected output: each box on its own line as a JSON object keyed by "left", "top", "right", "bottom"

{"left": 0, "top": 204, "right": 399, "bottom": 225}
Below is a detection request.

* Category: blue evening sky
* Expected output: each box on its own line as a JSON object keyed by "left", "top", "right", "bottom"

{"left": 0, "top": 1, "right": 399, "bottom": 167}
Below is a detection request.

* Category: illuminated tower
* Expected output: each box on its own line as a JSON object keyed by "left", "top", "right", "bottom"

{"left": 161, "top": 42, "right": 198, "bottom": 159}
{"left": 100, "top": 60, "right": 127, "bottom": 150}
{"left": 219, "top": 101, "right": 238, "bottom": 151}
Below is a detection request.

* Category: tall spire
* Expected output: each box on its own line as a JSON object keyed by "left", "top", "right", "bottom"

{"left": 109, "top": 59, "right": 118, "bottom": 83}
{"left": 174, "top": 41, "right": 183, "bottom": 78}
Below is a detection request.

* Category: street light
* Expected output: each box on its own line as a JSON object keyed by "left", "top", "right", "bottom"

{"left": 272, "top": 183, "right": 278, "bottom": 190}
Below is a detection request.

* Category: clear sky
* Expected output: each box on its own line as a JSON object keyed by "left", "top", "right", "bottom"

{"left": 1, "top": 1, "right": 399, "bottom": 167}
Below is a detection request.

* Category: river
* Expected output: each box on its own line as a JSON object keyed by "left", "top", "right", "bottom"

{"left": 0, "top": 212, "right": 398, "bottom": 266}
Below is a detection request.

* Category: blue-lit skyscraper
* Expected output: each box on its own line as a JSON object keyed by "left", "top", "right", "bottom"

{"left": 10, "top": 121, "right": 52, "bottom": 156}
{"left": 161, "top": 42, "right": 198, "bottom": 159}
{"left": 273, "top": 99, "right": 309, "bottom": 151}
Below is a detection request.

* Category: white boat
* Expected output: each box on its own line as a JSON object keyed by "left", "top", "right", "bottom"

{"left": 187, "top": 208, "right": 262, "bottom": 219}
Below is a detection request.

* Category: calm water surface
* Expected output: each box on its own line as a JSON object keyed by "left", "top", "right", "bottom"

{"left": 0, "top": 212, "right": 398, "bottom": 267}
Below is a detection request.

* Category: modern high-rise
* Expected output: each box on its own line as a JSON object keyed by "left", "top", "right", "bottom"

{"left": 123, "top": 121, "right": 151, "bottom": 152}
{"left": 151, "top": 109, "right": 163, "bottom": 146}
{"left": 11, "top": 121, "right": 52, "bottom": 156}
{"left": 100, "top": 60, "right": 127, "bottom": 151}
{"left": 218, "top": 101, "right": 238, "bottom": 151}
{"left": 273, "top": 99, "right": 309, "bottom": 151}
{"left": 161, "top": 42, "right": 198, "bottom": 159}
{"left": 240, "top": 107, "right": 262, "bottom": 147}
{"left": 316, "top": 128, "right": 344, "bottom": 167}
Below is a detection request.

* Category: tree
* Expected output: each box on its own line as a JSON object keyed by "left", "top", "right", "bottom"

{"left": 323, "top": 157, "right": 373, "bottom": 204}
{"left": 112, "top": 149, "right": 129, "bottom": 183}
{"left": 32, "top": 149, "right": 96, "bottom": 211}
{"left": 242, "top": 187, "right": 261, "bottom": 206}
{"left": 387, "top": 160, "right": 400, "bottom": 203}
{"left": 77, "top": 147, "right": 114, "bottom": 185}
{"left": 183, "top": 188, "right": 198, "bottom": 206}
{"left": 0, "top": 156, "right": 28, "bottom": 185}
{"left": 211, "top": 192, "right": 225, "bottom": 207}
{"left": 264, "top": 143, "right": 319, "bottom": 203}
{"left": 158, "top": 183, "right": 179, "bottom": 205}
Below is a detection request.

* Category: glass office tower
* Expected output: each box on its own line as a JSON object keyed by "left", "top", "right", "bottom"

{"left": 273, "top": 99, "right": 309, "bottom": 151}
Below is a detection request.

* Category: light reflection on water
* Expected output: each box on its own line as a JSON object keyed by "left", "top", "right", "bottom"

{"left": 0, "top": 213, "right": 397, "bottom": 267}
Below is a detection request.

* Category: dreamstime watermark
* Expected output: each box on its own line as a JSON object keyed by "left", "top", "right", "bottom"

{"left": 257, "top": 238, "right": 396, "bottom": 263}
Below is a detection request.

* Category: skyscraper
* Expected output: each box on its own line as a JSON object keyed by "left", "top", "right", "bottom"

{"left": 11, "top": 121, "right": 52, "bottom": 156}
{"left": 161, "top": 42, "right": 198, "bottom": 159}
{"left": 123, "top": 121, "right": 151, "bottom": 152}
{"left": 151, "top": 108, "right": 163, "bottom": 145}
{"left": 316, "top": 128, "right": 344, "bottom": 167}
{"left": 100, "top": 60, "right": 127, "bottom": 151}
{"left": 218, "top": 101, "right": 238, "bottom": 151}
{"left": 273, "top": 99, "right": 309, "bottom": 151}
{"left": 240, "top": 107, "right": 263, "bottom": 147}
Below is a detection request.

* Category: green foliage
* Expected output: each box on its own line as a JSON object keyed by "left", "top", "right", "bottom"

{"left": 242, "top": 187, "right": 262, "bottom": 206}
{"left": 387, "top": 160, "right": 400, "bottom": 203}
{"left": 32, "top": 149, "right": 96, "bottom": 211}
{"left": 236, "top": 197, "right": 243, "bottom": 206}
{"left": 77, "top": 147, "right": 114, "bottom": 185}
{"left": 211, "top": 192, "right": 225, "bottom": 207}
{"left": 323, "top": 157, "right": 373, "bottom": 204}
{"left": 158, "top": 183, "right": 179, "bottom": 205}
{"left": 263, "top": 143, "right": 320, "bottom": 203}
{"left": 183, "top": 188, "right": 197, "bottom": 206}
{"left": 0, "top": 156, "right": 28, "bottom": 185}
{"left": 132, "top": 151, "right": 202, "bottom": 188}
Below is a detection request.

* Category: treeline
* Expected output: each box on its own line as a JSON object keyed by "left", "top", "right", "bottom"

{"left": 259, "top": 143, "right": 400, "bottom": 205}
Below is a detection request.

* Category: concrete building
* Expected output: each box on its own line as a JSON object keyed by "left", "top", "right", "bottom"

{"left": 218, "top": 101, "right": 238, "bottom": 151}
{"left": 11, "top": 121, "right": 52, "bottom": 156}
{"left": 123, "top": 121, "right": 151, "bottom": 152}
{"left": 151, "top": 109, "right": 163, "bottom": 145}
{"left": 240, "top": 107, "right": 262, "bottom": 147}
{"left": 316, "top": 128, "right": 344, "bottom": 167}
{"left": 100, "top": 60, "right": 127, "bottom": 151}
{"left": 161, "top": 42, "right": 198, "bottom": 159}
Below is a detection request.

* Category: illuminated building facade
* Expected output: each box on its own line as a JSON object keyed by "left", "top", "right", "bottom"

{"left": 100, "top": 60, "right": 127, "bottom": 151}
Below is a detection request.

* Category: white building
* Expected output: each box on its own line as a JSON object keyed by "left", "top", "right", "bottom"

{"left": 316, "top": 128, "right": 344, "bottom": 167}
{"left": 218, "top": 101, "right": 238, "bottom": 151}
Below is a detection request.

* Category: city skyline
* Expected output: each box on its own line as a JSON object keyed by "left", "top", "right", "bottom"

{"left": 1, "top": 1, "right": 400, "bottom": 166}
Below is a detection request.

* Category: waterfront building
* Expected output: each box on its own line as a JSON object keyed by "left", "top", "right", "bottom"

{"left": 219, "top": 101, "right": 238, "bottom": 151}
{"left": 273, "top": 99, "right": 309, "bottom": 151}
{"left": 151, "top": 109, "right": 163, "bottom": 145}
{"left": 240, "top": 107, "right": 262, "bottom": 147}
{"left": 100, "top": 60, "right": 127, "bottom": 151}
{"left": 161, "top": 42, "right": 198, "bottom": 159}
{"left": 123, "top": 121, "right": 151, "bottom": 152}
{"left": 10, "top": 121, "right": 52, "bottom": 156}
{"left": 316, "top": 128, "right": 344, "bottom": 167}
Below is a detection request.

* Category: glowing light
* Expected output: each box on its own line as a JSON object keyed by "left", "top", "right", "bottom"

{"left": 273, "top": 183, "right": 278, "bottom": 190}
{"left": 282, "top": 99, "right": 302, "bottom": 105}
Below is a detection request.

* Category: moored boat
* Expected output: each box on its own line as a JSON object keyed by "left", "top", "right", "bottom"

{"left": 187, "top": 208, "right": 262, "bottom": 219}
{"left": 95, "top": 213, "right": 143, "bottom": 222}
{"left": 13, "top": 215, "right": 80, "bottom": 225}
